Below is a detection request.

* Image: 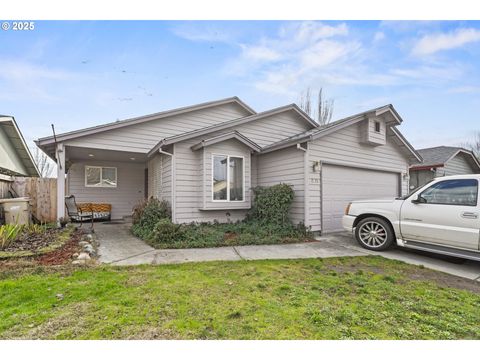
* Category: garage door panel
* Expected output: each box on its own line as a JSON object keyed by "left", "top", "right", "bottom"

{"left": 322, "top": 165, "right": 399, "bottom": 233}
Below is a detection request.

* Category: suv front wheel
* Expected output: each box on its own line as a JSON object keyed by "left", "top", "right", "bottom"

{"left": 354, "top": 217, "right": 394, "bottom": 251}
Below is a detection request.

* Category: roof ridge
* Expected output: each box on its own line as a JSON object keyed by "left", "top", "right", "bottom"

{"left": 36, "top": 96, "right": 255, "bottom": 144}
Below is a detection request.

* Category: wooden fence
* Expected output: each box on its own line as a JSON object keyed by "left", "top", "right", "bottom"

{"left": 11, "top": 177, "right": 57, "bottom": 223}
{"left": 0, "top": 179, "right": 10, "bottom": 199}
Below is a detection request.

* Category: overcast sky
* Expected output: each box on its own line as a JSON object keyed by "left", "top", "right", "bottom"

{"left": 1, "top": 20, "right": 480, "bottom": 150}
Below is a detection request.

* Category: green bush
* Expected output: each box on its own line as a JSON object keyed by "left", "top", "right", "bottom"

{"left": 131, "top": 185, "right": 311, "bottom": 249}
{"left": 131, "top": 198, "right": 171, "bottom": 239}
{"left": 148, "top": 218, "right": 185, "bottom": 246}
{"left": 246, "top": 183, "right": 295, "bottom": 225}
{"left": 144, "top": 220, "right": 312, "bottom": 249}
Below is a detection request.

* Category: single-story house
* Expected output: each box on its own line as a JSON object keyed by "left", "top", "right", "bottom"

{"left": 35, "top": 97, "right": 421, "bottom": 233}
{"left": 409, "top": 146, "right": 480, "bottom": 189}
{"left": 0, "top": 115, "right": 39, "bottom": 197}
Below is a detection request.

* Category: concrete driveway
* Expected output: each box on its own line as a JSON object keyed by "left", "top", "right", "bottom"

{"left": 95, "top": 222, "right": 480, "bottom": 281}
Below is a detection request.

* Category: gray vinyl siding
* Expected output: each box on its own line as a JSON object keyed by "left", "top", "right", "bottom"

{"left": 68, "top": 160, "right": 145, "bottom": 219}
{"left": 256, "top": 146, "right": 305, "bottom": 225}
{"left": 147, "top": 153, "right": 172, "bottom": 205}
{"left": 63, "top": 103, "right": 252, "bottom": 153}
{"left": 437, "top": 154, "right": 476, "bottom": 176}
{"left": 147, "top": 154, "right": 159, "bottom": 198}
{"left": 155, "top": 110, "right": 313, "bottom": 223}
{"left": 173, "top": 138, "right": 252, "bottom": 224}
{"left": 234, "top": 111, "right": 313, "bottom": 147}
{"left": 161, "top": 154, "right": 172, "bottom": 203}
{"left": 307, "top": 122, "right": 410, "bottom": 232}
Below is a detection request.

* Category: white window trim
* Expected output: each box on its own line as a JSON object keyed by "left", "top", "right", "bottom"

{"left": 85, "top": 166, "right": 118, "bottom": 188}
{"left": 211, "top": 154, "right": 245, "bottom": 202}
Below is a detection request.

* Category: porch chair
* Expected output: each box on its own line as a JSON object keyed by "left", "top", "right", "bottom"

{"left": 65, "top": 195, "right": 94, "bottom": 230}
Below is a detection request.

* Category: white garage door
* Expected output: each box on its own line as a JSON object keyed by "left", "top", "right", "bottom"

{"left": 322, "top": 164, "right": 400, "bottom": 233}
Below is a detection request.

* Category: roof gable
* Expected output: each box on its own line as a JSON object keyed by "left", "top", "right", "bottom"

{"left": 260, "top": 104, "right": 421, "bottom": 162}
{"left": 190, "top": 131, "right": 262, "bottom": 152}
{"left": 412, "top": 146, "right": 480, "bottom": 171}
{"left": 148, "top": 104, "right": 318, "bottom": 156}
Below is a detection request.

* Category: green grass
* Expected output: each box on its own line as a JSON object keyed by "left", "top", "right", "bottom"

{"left": 1, "top": 256, "right": 479, "bottom": 339}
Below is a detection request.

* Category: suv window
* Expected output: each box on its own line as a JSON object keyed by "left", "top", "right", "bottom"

{"left": 420, "top": 179, "right": 478, "bottom": 206}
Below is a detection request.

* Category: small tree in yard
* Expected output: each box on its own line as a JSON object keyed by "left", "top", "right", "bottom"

{"left": 33, "top": 146, "right": 55, "bottom": 178}
{"left": 462, "top": 131, "right": 480, "bottom": 160}
{"left": 299, "top": 87, "right": 334, "bottom": 125}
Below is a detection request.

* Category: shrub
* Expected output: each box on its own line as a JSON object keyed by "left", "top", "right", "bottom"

{"left": 246, "top": 183, "right": 295, "bottom": 225}
{"left": 149, "top": 218, "right": 185, "bottom": 246}
{"left": 131, "top": 198, "right": 171, "bottom": 239}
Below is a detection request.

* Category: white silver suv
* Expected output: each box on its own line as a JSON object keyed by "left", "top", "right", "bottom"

{"left": 342, "top": 174, "right": 480, "bottom": 261}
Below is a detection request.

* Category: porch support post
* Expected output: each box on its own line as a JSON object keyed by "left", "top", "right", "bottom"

{"left": 56, "top": 143, "right": 66, "bottom": 221}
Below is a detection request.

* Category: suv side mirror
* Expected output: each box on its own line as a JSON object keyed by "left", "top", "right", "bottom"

{"left": 411, "top": 194, "right": 426, "bottom": 204}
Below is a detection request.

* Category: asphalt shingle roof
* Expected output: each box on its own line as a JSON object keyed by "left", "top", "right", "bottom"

{"left": 416, "top": 146, "right": 465, "bottom": 167}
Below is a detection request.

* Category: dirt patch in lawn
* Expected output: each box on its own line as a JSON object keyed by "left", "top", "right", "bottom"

{"left": 3, "top": 302, "right": 91, "bottom": 340}
{"left": 327, "top": 259, "right": 480, "bottom": 294}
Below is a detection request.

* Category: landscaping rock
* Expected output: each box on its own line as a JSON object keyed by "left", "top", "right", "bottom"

{"left": 72, "top": 252, "right": 79, "bottom": 258}
{"left": 83, "top": 244, "right": 95, "bottom": 255}
{"left": 77, "top": 252, "right": 91, "bottom": 260}
{"left": 72, "top": 259, "right": 86, "bottom": 265}
{"left": 83, "top": 234, "right": 93, "bottom": 241}
{"left": 79, "top": 241, "right": 89, "bottom": 246}
{"left": 56, "top": 294, "right": 64, "bottom": 301}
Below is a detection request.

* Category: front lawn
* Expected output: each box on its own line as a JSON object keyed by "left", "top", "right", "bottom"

{"left": 1, "top": 256, "right": 479, "bottom": 339}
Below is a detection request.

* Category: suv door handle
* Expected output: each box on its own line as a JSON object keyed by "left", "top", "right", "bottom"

{"left": 461, "top": 211, "right": 479, "bottom": 219}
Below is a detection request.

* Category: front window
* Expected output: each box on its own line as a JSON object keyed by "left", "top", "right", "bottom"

{"left": 85, "top": 166, "right": 117, "bottom": 187}
{"left": 420, "top": 179, "right": 478, "bottom": 206}
{"left": 213, "top": 155, "right": 244, "bottom": 201}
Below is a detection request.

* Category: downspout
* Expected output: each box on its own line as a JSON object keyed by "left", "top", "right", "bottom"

{"left": 296, "top": 143, "right": 309, "bottom": 228}
{"left": 158, "top": 147, "right": 175, "bottom": 223}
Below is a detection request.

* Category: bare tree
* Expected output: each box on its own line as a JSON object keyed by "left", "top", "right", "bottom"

{"left": 299, "top": 87, "right": 334, "bottom": 125}
{"left": 33, "top": 146, "right": 55, "bottom": 178}
{"left": 461, "top": 131, "right": 480, "bottom": 159}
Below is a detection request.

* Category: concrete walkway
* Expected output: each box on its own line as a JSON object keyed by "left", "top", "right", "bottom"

{"left": 95, "top": 222, "right": 480, "bottom": 281}
{"left": 95, "top": 223, "right": 363, "bottom": 266}
{"left": 96, "top": 222, "right": 156, "bottom": 264}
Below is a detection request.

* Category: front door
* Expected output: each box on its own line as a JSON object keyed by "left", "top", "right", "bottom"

{"left": 400, "top": 178, "right": 480, "bottom": 250}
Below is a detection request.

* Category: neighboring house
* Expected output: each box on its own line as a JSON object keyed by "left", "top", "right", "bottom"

{"left": 35, "top": 97, "right": 421, "bottom": 233}
{"left": 409, "top": 146, "right": 480, "bottom": 189}
{"left": 0, "top": 115, "right": 39, "bottom": 197}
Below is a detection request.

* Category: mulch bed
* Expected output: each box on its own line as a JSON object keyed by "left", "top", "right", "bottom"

{"left": 2, "top": 229, "right": 60, "bottom": 252}
{"left": 36, "top": 229, "right": 85, "bottom": 266}
{"left": 0, "top": 227, "right": 86, "bottom": 267}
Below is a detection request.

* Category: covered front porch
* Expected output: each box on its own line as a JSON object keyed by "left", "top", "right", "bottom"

{"left": 56, "top": 145, "right": 148, "bottom": 221}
